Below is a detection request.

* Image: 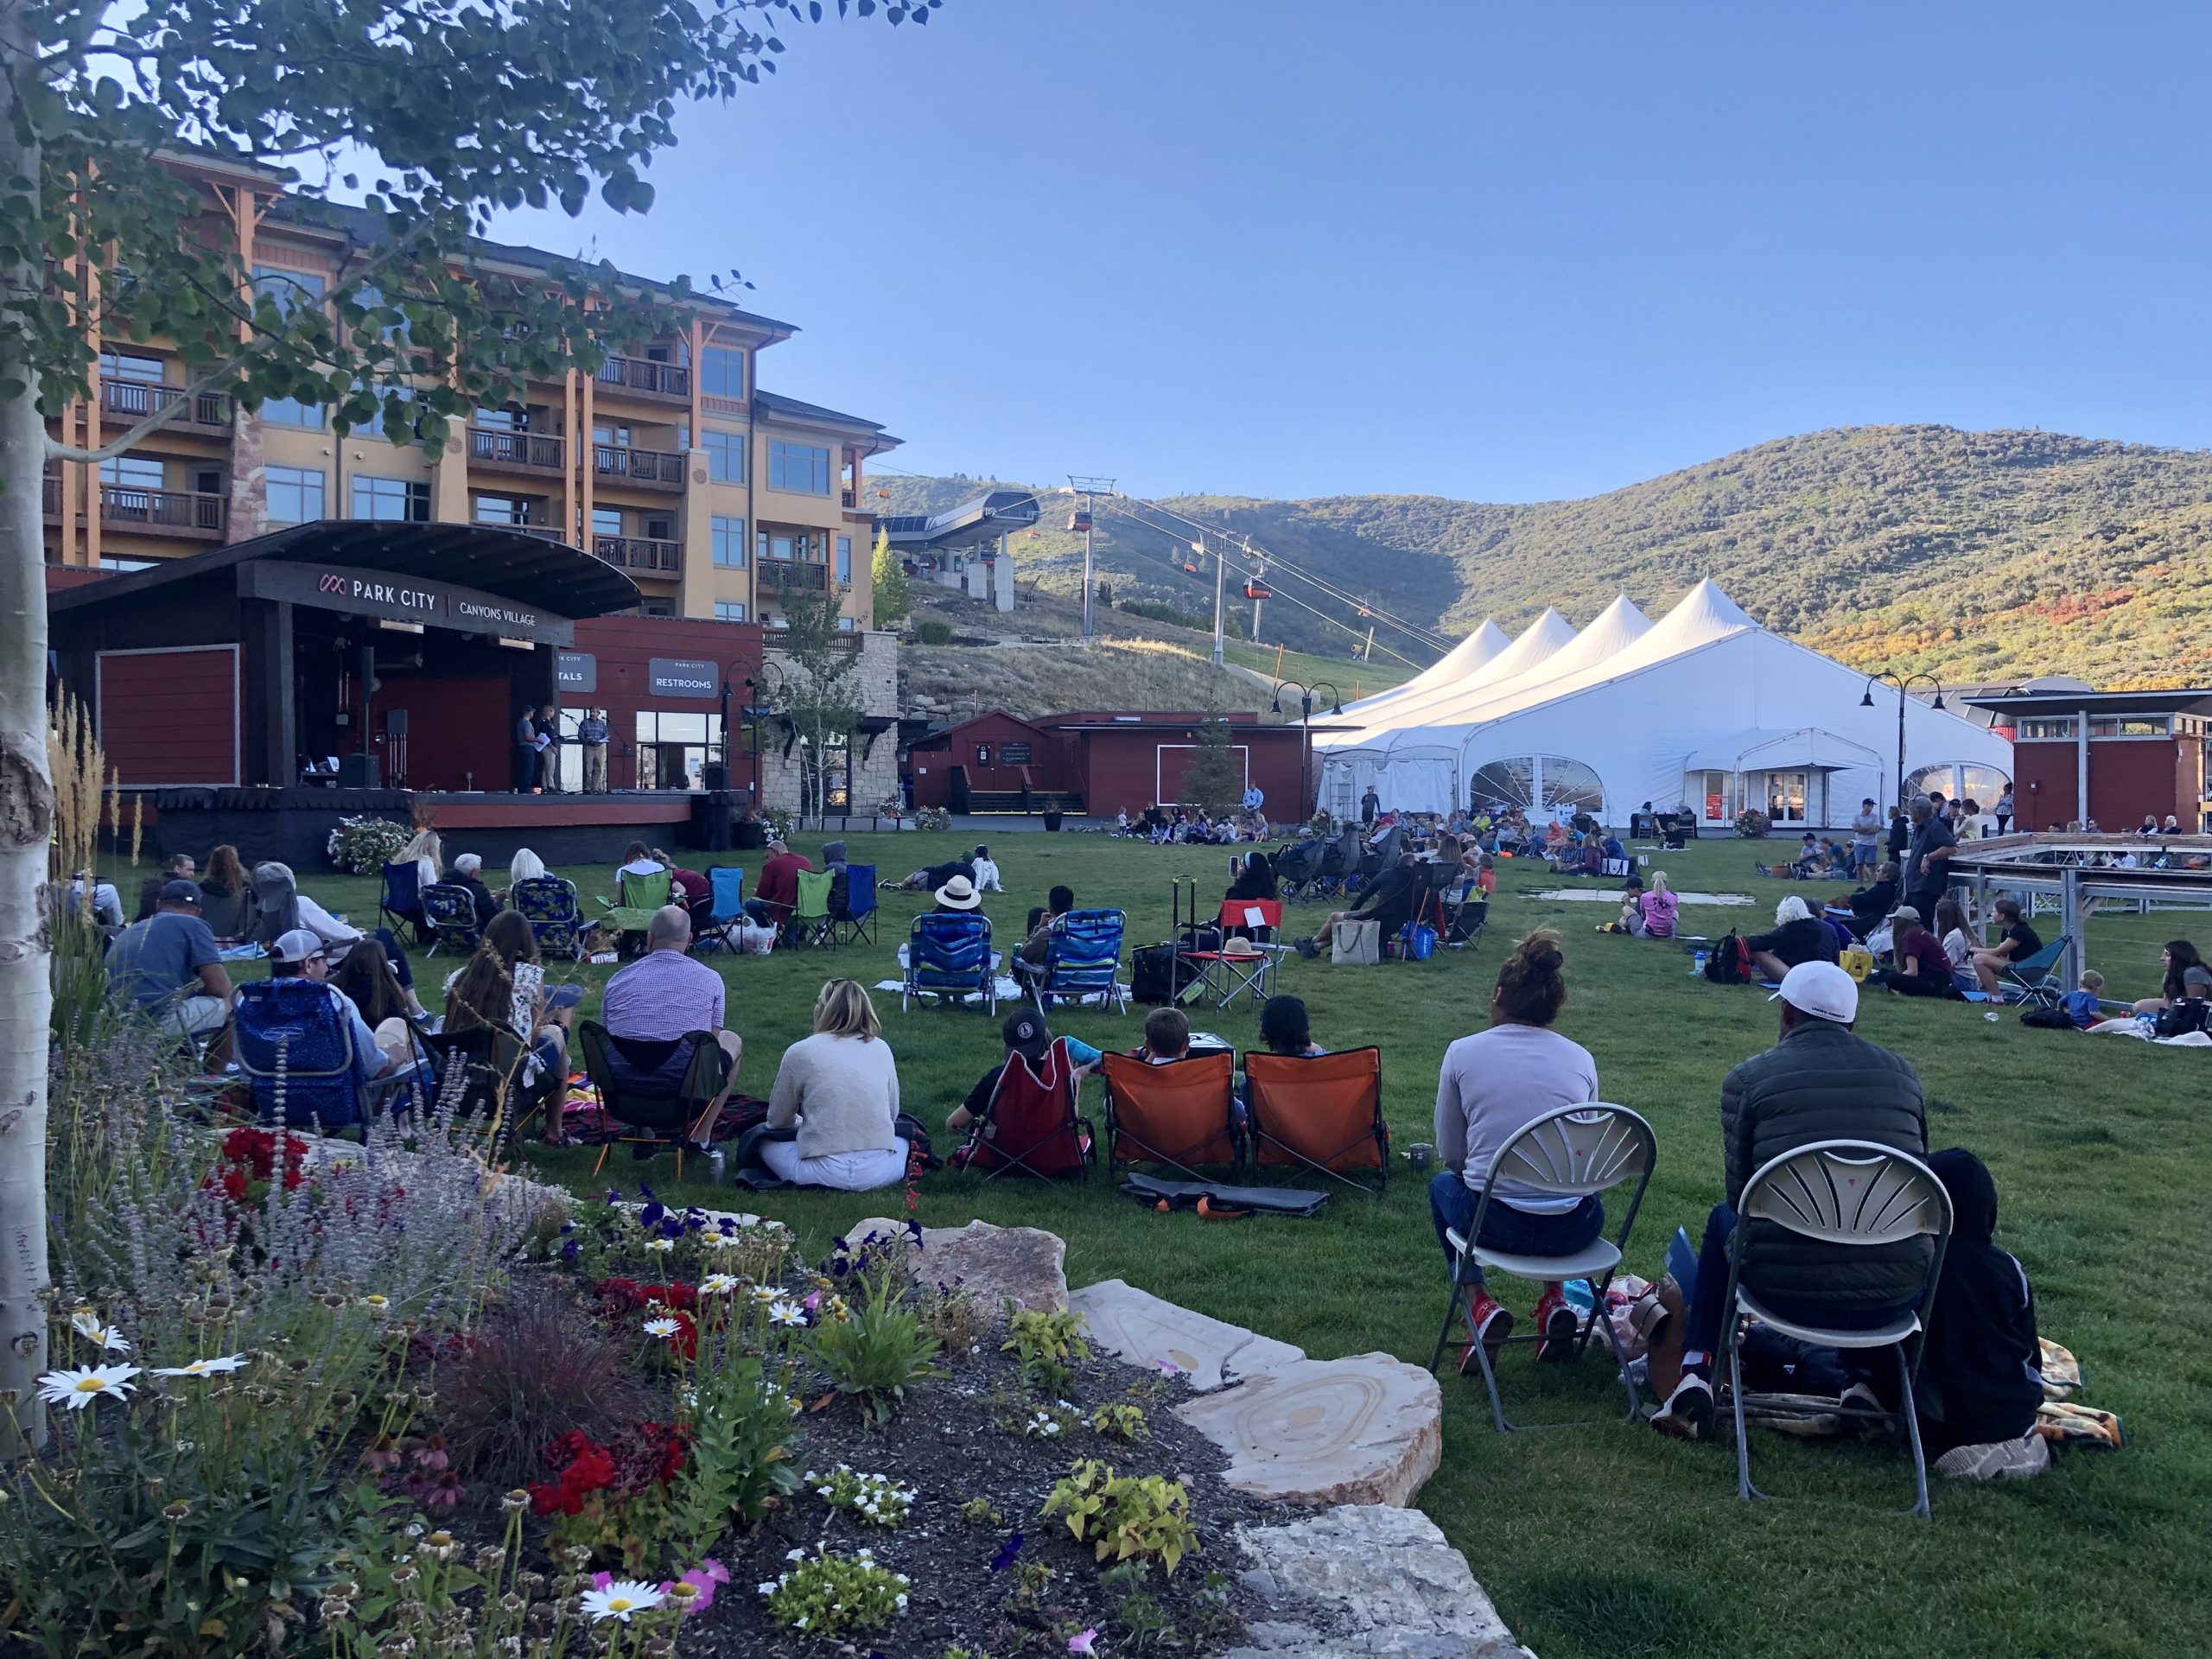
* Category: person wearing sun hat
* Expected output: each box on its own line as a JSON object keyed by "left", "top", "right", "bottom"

{"left": 929, "top": 873, "right": 983, "bottom": 915}
{"left": 1649, "top": 959, "right": 1929, "bottom": 1440}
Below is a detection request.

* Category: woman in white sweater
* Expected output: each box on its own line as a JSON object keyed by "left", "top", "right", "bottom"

{"left": 762, "top": 980, "right": 907, "bottom": 1190}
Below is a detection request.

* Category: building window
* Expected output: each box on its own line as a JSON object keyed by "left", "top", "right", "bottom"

{"left": 700, "top": 346, "right": 746, "bottom": 398}
{"left": 768, "top": 440, "right": 830, "bottom": 495}
{"left": 711, "top": 515, "right": 747, "bottom": 567}
{"left": 715, "top": 601, "right": 747, "bottom": 623}
{"left": 704, "top": 429, "right": 745, "bottom": 483}
{"left": 2017, "top": 717, "right": 2078, "bottom": 741}
{"left": 836, "top": 616, "right": 856, "bottom": 632}
{"left": 99, "top": 351, "right": 164, "bottom": 385}
{"left": 836, "top": 534, "right": 853, "bottom": 582}
{"left": 260, "top": 395, "right": 325, "bottom": 429}
{"left": 252, "top": 264, "right": 327, "bottom": 317}
{"left": 592, "top": 506, "right": 624, "bottom": 539}
{"left": 760, "top": 529, "right": 798, "bottom": 563}
{"left": 474, "top": 494, "right": 528, "bottom": 525}
{"left": 99, "top": 454, "right": 164, "bottom": 491}
{"left": 473, "top": 405, "right": 521, "bottom": 431}
{"left": 638, "top": 599, "right": 676, "bottom": 618}
{"left": 2088, "top": 716, "right": 2169, "bottom": 738}
{"left": 352, "top": 474, "right": 429, "bottom": 522}
{"left": 766, "top": 613, "right": 789, "bottom": 630}
{"left": 266, "top": 464, "right": 326, "bottom": 525}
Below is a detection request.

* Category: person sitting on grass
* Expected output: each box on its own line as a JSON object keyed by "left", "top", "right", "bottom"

{"left": 1300, "top": 852, "right": 1418, "bottom": 957}
{"left": 2153, "top": 964, "right": 2212, "bottom": 1037}
{"left": 442, "top": 938, "right": 572, "bottom": 1146}
{"left": 889, "top": 849, "right": 976, "bottom": 893}
{"left": 2061, "top": 969, "right": 2107, "bottom": 1029}
{"left": 1600, "top": 877, "right": 1645, "bottom": 935}
{"left": 1639, "top": 871, "right": 1680, "bottom": 939}
{"left": 762, "top": 979, "right": 906, "bottom": 1192}
{"left": 1132, "top": 1005, "right": 1192, "bottom": 1065}
{"left": 1872, "top": 906, "right": 1958, "bottom": 998}
{"left": 1935, "top": 896, "right": 1978, "bottom": 989}
{"left": 331, "top": 937, "right": 428, "bottom": 1076}
{"left": 1913, "top": 1149, "right": 2049, "bottom": 1479}
{"left": 1432, "top": 931, "right": 1604, "bottom": 1368}
{"left": 969, "top": 844, "right": 1003, "bottom": 893}
{"left": 1969, "top": 897, "right": 2044, "bottom": 997}
{"left": 944, "top": 1007, "right": 1103, "bottom": 1135}
{"left": 2129, "top": 939, "right": 2202, "bottom": 1015}
{"left": 1788, "top": 833, "right": 1828, "bottom": 879}
{"left": 1745, "top": 895, "right": 1834, "bottom": 982}
{"left": 1649, "top": 962, "right": 1929, "bottom": 1440}
{"left": 1834, "top": 860, "right": 1900, "bottom": 937}
{"left": 106, "top": 879, "right": 232, "bottom": 1055}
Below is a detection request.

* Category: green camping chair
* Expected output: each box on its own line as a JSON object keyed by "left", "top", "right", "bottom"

{"left": 599, "top": 867, "right": 675, "bottom": 938}
{"left": 790, "top": 868, "right": 835, "bottom": 948}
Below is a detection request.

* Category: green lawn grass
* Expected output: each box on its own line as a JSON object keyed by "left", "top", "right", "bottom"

{"left": 1222, "top": 640, "right": 1418, "bottom": 700}
{"left": 299, "top": 830, "right": 2212, "bottom": 1657}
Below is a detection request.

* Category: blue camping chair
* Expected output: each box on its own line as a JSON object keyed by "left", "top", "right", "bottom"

{"left": 698, "top": 867, "right": 747, "bottom": 952}
{"left": 1028, "top": 907, "right": 1128, "bottom": 1013}
{"left": 420, "top": 882, "right": 483, "bottom": 957}
{"left": 232, "top": 977, "right": 413, "bottom": 1131}
{"left": 903, "top": 912, "right": 996, "bottom": 1014}
{"left": 833, "top": 864, "right": 879, "bottom": 948}
{"left": 378, "top": 861, "right": 424, "bottom": 947}
{"left": 511, "top": 875, "right": 588, "bottom": 960}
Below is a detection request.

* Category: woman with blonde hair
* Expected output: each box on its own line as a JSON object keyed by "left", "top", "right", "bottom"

{"left": 1638, "top": 870, "right": 1679, "bottom": 939}
{"left": 760, "top": 979, "right": 906, "bottom": 1190}
{"left": 397, "top": 828, "right": 442, "bottom": 893}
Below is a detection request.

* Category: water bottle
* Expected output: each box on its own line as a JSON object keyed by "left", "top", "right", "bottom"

{"left": 704, "top": 1148, "right": 728, "bottom": 1185}
{"left": 1689, "top": 950, "right": 1707, "bottom": 977}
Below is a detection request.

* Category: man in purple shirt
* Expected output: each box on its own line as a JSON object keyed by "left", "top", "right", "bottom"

{"left": 599, "top": 907, "right": 741, "bottom": 1115}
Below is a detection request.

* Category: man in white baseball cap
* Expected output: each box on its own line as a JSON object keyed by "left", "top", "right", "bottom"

{"left": 1649, "top": 958, "right": 1929, "bottom": 1440}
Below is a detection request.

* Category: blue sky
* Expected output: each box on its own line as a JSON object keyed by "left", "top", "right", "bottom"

{"left": 486, "top": 2, "right": 2212, "bottom": 504}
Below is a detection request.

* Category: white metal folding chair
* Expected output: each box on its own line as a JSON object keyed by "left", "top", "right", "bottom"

{"left": 1427, "top": 1103, "right": 1656, "bottom": 1432}
{"left": 1720, "top": 1140, "right": 1953, "bottom": 1517}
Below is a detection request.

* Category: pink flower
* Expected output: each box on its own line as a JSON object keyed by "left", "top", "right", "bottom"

{"left": 1069, "top": 1630, "right": 1100, "bottom": 1656}
{"left": 590, "top": 1572, "right": 613, "bottom": 1592}
{"left": 803, "top": 1289, "right": 823, "bottom": 1313}
{"left": 659, "top": 1560, "right": 724, "bottom": 1611}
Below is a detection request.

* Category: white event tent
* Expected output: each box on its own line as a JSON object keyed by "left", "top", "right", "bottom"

{"left": 1313, "top": 581, "right": 2013, "bottom": 831}
{"left": 1335, "top": 617, "right": 1511, "bottom": 722}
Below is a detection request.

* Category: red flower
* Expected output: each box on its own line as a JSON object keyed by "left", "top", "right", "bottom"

{"left": 220, "top": 1169, "right": 250, "bottom": 1203}
{"left": 594, "top": 1277, "right": 698, "bottom": 1313}
{"left": 528, "top": 1429, "right": 618, "bottom": 1516}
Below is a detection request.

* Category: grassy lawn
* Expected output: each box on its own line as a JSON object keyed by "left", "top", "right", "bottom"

{"left": 296, "top": 830, "right": 2210, "bottom": 1658}
{"left": 1223, "top": 639, "right": 1418, "bottom": 700}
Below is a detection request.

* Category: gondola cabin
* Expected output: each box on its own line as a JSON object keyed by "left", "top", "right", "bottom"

{"left": 1066, "top": 510, "right": 1093, "bottom": 533}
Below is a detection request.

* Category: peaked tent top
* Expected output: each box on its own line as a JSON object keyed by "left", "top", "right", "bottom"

{"left": 1338, "top": 617, "right": 1510, "bottom": 718}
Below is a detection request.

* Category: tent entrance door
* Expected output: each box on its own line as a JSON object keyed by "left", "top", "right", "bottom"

{"left": 1758, "top": 771, "right": 1812, "bottom": 825}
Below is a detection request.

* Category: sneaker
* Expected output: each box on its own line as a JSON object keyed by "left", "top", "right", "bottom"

{"left": 1457, "top": 1292, "right": 1513, "bottom": 1376}
{"left": 1649, "top": 1370, "right": 1714, "bottom": 1440}
{"left": 1935, "top": 1433, "right": 2050, "bottom": 1481}
{"left": 1839, "top": 1381, "right": 1895, "bottom": 1438}
{"left": 1532, "top": 1287, "right": 1580, "bottom": 1363}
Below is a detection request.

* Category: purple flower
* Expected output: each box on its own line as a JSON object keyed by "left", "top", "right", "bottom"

{"left": 1068, "top": 1629, "right": 1099, "bottom": 1656}
{"left": 989, "top": 1532, "right": 1025, "bottom": 1572}
{"left": 639, "top": 1199, "right": 666, "bottom": 1229}
{"left": 905, "top": 1217, "right": 924, "bottom": 1243}
{"left": 560, "top": 1239, "right": 581, "bottom": 1262}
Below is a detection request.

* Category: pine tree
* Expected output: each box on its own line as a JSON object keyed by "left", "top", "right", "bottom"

{"left": 870, "top": 527, "right": 910, "bottom": 626}
{"left": 1180, "top": 712, "right": 1243, "bottom": 816}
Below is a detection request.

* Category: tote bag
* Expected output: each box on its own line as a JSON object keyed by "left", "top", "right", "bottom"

{"left": 1332, "top": 917, "right": 1380, "bottom": 964}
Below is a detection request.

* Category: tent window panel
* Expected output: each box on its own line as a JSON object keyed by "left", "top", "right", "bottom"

{"left": 1467, "top": 754, "right": 1604, "bottom": 815}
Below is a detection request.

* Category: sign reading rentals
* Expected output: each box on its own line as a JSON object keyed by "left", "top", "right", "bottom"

{"left": 556, "top": 652, "right": 597, "bottom": 694}
{"left": 648, "top": 658, "right": 720, "bottom": 698}
{"left": 237, "top": 562, "right": 575, "bottom": 645}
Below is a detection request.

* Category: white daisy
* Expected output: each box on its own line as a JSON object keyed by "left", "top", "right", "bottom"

{"left": 767, "top": 1300, "right": 805, "bottom": 1326}
{"left": 70, "top": 1307, "right": 130, "bottom": 1353}
{"left": 699, "top": 1274, "right": 739, "bottom": 1296}
{"left": 579, "top": 1581, "right": 664, "bottom": 1623}
{"left": 642, "top": 1237, "right": 675, "bottom": 1254}
{"left": 642, "top": 1316, "right": 680, "bottom": 1340}
{"left": 150, "top": 1355, "right": 248, "bottom": 1378}
{"left": 35, "top": 1363, "right": 141, "bottom": 1409}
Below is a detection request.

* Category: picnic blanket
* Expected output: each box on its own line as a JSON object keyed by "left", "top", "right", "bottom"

{"left": 218, "top": 943, "right": 269, "bottom": 962}
{"left": 874, "top": 976, "right": 1027, "bottom": 1005}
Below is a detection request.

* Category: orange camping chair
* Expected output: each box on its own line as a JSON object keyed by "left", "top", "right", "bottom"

{"left": 1244, "top": 1046, "right": 1389, "bottom": 1195}
{"left": 1101, "top": 1051, "right": 1241, "bottom": 1180}
{"left": 949, "top": 1036, "right": 1095, "bottom": 1181}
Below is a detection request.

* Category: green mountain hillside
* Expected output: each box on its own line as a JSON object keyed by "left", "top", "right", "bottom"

{"left": 874, "top": 426, "right": 2212, "bottom": 686}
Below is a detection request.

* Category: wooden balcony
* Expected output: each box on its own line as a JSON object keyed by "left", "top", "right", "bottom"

{"left": 509, "top": 524, "right": 573, "bottom": 544}
{"left": 100, "top": 380, "right": 232, "bottom": 435}
{"left": 594, "top": 535, "right": 682, "bottom": 574}
{"left": 593, "top": 443, "right": 684, "bottom": 491}
{"left": 759, "top": 559, "right": 830, "bottom": 593}
{"left": 594, "top": 354, "right": 690, "bottom": 401}
{"left": 468, "top": 429, "right": 565, "bottom": 476}
{"left": 97, "top": 486, "right": 228, "bottom": 539}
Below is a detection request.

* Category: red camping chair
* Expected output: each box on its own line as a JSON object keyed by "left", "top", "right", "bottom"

{"left": 949, "top": 1036, "right": 1095, "bottom": 1181}
{"left": 1244, "top": 1046, "right": 1389, "bottom": 1195}
{"left": 1217, "top": 897, "right": 1284, "bottom": 943}
{"left": 1102, "top": 1051, "right": 1240, "bottom": 1180}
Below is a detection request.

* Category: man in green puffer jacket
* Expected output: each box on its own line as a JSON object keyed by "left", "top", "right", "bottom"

{"left": 1652, "top": 961, "right": 1931, "bottom": 1440}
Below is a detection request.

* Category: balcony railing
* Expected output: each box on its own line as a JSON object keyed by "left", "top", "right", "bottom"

{"left": 593, "top": 443, "right": 685, "bottom": 489}
{"left": 594, "top": 535, "right": 682, "bottom": 573}
{"left": 594, "top": 354, "right": 690, "bottom": 399}
{"left": 100, "top": 380, "right": 232, "bottom": 431}
{"left": 759, "top": 559, "right": 830, "bottom": 593}
{"left": 469, "top": 429, "right": 565, "bottom": 472}
{"left": 841, "top": 488, "right": 855, "bottom": 508}
{"left": 508, "top": 524, "right": 572, "bottom": 543}
{"left": 98, "top": 486, "right": 228, "bottom": 537}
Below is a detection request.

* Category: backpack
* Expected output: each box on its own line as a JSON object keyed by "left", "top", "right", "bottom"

{"left": 1704, "top": 931, "right": 1754, "bottom": 985}
{"left": 1132, "top": 944, "right": 1192, "bottom": 1006}
{"left": 2154, "top": 999, "right": 2211, "bottom": 1039}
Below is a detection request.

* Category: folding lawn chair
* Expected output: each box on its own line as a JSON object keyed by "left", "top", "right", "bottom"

{"left": 1101, "top": 1050, "right": 1240, "bottom": 1181}
{"left": 418, "top": 1023, "right": 531, "bottom": 1140}
{"left": 1179, "top": 940, "right": 1282, "bottom": 1010}
{"left": 903, "top": 912, "right": 996, "bottom": 1012}
{"left": 576, "top": 1020, "right": 726, "bottom": 1180}
{"left": 1217, "top": 897, "right": 1283, "bottom": 943}
{"left": 420, "top": 881, "right": 484, "bottom": 957}
{"left": 831, "top": 864, "right": 879, "bottom": 947}
{"left": 1427, "top": 1103, "right": 1656, "bottom": 1433}
{"left": 696, "top": 867, "right": 747, "bottom": 952}
{"left": 511, "top": 875, "right": 588, "bottom": 960}
{"left": 1719, "top": 1140, "right": 1952, "bottom": 1516}
{"left": 948, "top": 1034, "right": 1096, "bottom": 1180}
{"left": 1997, "top": 934, "right": 2072, "bottom": 1009}
{"left": 599, "top": 868, "right": 673, "bottom": 938}
{"left": 232, "top": 977, "right": 416, "bottom": 1132}
{"left": 378, "top": 860, "right": 424, "bottom": 948}
{"left": 1029, "top": 907, "right": 1128, "bottom": 1013}
{"left": 1244, "top": 1046, "right": 1388, "bottom": 1195}
{"left": 791, "top": 868, "right": 835, "bottom": 948}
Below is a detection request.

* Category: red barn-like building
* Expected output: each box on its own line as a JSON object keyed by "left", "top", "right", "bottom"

{"left": 1965, "top": 687, "right": 2212, "bottom": 832}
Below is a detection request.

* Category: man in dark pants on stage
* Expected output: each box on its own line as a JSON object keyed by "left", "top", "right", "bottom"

{"left": 514, "top": 708, "right": 542, "bottom": 792}
{"left": 534, "top": 704, "right": 563, "bottom": 793}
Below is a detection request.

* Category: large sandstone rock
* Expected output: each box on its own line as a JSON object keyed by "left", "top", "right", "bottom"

{"left": 1069, "top": 1279, "right": 1305, "bottom": 1392}
{"left": 1227, "top": 1504, "right": 1535, "bottom": 1659}
{"left": 845, "top": 1216, "right": 1068, "bottom": 1313}
{"left": 1176, "top": 1353, "right": 1442, "bottom": 1508}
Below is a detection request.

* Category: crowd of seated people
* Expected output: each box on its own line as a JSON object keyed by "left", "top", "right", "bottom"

{"left": 1116, "top": 804, "right": 1268, "bottom": 844}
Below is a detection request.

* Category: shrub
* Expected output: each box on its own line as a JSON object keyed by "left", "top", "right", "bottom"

{"left": 913, "top": 805, "right": 951, "bottom": 832}
{"left": 326, "top": 813, "right": 411, "bottom": 874}
{"left": 919, "top": 1282, "right": 992, "bottom": 1360}
{"left": 759, "top": 1547, "right": 911, "bottom": 1636}
{"left": 436, "top": 1287, "right": 650, "bottom": 1485}
{"left": 667, "top": 1355, "right": 804, "bottom": 1555}
{"left": 1042, "top": 1460, "right": 1201, "bottom": 1576}
{"left": 1734, "top": 807, "right": 1772, "bottom": 839}
{"left": 912, "top": 618, "right": 954, "bottom": 645}
{"left": 1090, "top": 1402, "right": 1150, "bottom": 1441}
{"left": 809, "top": 1464, "right": 917, "bottom": 1528}
{"left": 1003, "top": 1307, "right": 1090, "bottom": 1395}
{"left": 803, "top": 1259, "right": 944, "bottom": 1427}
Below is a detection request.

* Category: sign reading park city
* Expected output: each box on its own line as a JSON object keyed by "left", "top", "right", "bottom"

{"left": 556, "top": 652, "right": 597, "bottom": 694}
{"left": 236, "top": 562, "right": 575, "bottom": 645}
{"left": 648, "top": 658, "right": 720, "bottom": 698}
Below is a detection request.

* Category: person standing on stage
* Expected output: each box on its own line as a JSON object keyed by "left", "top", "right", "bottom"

{"left": 534, "top": 703, "right": 562, "bottom": 793}
{"left": 577, "top": 708, "right": 610, "bottom": 793}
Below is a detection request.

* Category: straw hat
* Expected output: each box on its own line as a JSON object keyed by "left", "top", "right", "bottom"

{"left": 933, "top": 874, "right": 982, "bottom": 911}
{"left": 1222, "top": 937, "right": 1264, "bottom": 959}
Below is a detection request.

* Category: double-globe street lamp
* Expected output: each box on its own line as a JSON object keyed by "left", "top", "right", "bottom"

{"left": 742, "top": 660, "right": 789, "bottom": 801}
{"left": 1271, "top": 678, "right": 1343, "bottom": 822}
{"left": 1860, "top": 670, "right": 1945, "bottom": 811}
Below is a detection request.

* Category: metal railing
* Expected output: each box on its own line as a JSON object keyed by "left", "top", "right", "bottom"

{"left": 594, "top": 355, "right": 690, "bottom": 397}
{"left": 758, "top": 560, "right": 830, "bottom": 593}
{"left": 593, "top": 443, "right": 685, "bottom": 486}
{"left": 593, "top": 535, "right": 682, "bottom": 572}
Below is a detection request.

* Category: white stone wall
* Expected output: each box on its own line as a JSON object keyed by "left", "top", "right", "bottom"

{"left": 757, "top": 631, "right": 900, "bottom": 817}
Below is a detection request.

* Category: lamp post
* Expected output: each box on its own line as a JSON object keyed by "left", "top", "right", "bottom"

{"left": 1860, "top": 671, "right": 1945, "bottom": 811}
{"left": 744, "top": 661, "right": 787, "bottom": 803}
{"left": 1271, "top": 678, "right": 1342, "bottom": 823}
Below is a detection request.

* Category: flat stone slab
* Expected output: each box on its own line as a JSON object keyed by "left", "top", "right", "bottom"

{"left": 1227, "top": 1504, "right": 1535, "bottom": 1659}
{"left": 1176, "top": 1353, "right": 1442, "bottom": 1508}
{"left": 1069, "top": 1278, "right": 1305, "bottom": 1392}
{"left": 847, "top": 1216, "right": 1068, "bottom": 1313}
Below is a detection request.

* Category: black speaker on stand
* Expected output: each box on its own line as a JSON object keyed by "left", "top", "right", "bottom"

{"left": 385, "top": 708, "right": 409, "bottom": 790}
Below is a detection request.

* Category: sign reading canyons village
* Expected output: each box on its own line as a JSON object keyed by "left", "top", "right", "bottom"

{"left": 235, "top": 562, "right": 576, "bottom": 645}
